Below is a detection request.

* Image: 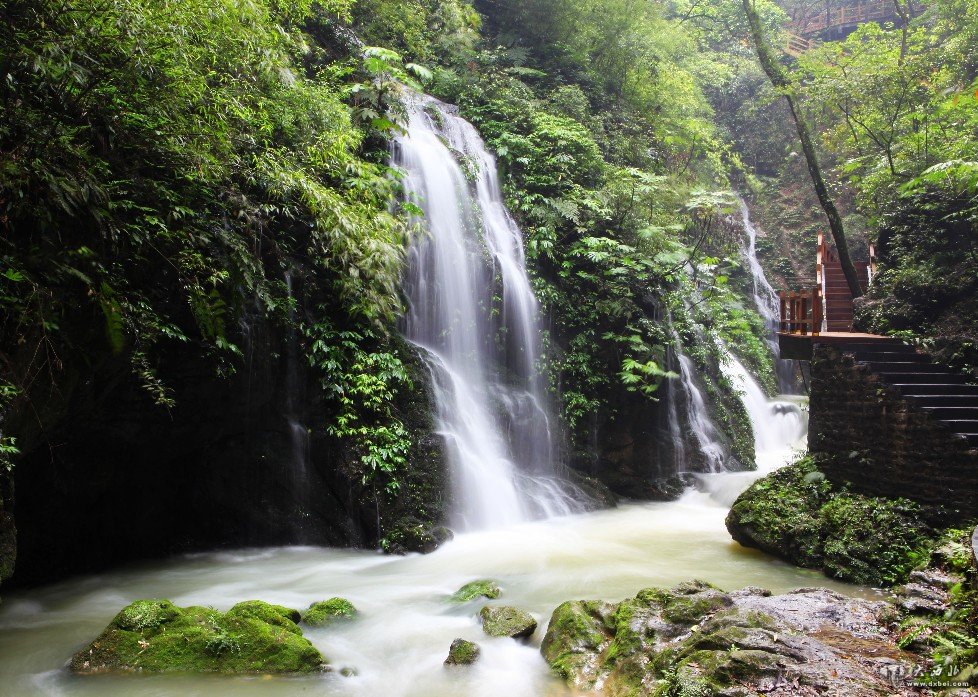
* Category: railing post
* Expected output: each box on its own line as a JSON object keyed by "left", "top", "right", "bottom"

{"left": 812, "top": 284, "right": 822, "bottom": 336}
{"left": 801, "top": 292, "right": 809, "bottom": 335}
{"left": 779, "top": 292, "right": 787, "bottom": 332}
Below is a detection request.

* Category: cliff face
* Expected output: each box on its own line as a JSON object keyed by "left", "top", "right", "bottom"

{"left": 5, "top": 303, "right": 446, "bottom": 588}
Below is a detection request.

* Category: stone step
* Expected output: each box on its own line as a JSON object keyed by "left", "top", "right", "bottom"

{"left": 942, "top": 419, "right": 978, "bottom": 433}
{"left": 908, "top": 395, "right": 978, "bottom": 407}
{"left": 854, "top": 351, "right": 929, "bottom": 363}
{"left": 960, "top": 433, "right": 978, "bottom": 447}
{"left": 894, "top": 383, "right": 978, "bottom": 396}
{"left": 864, "top": 362, "right": 951, "bottom": 374}
{"left": 881, "top": 372, "right": 970, "bottom": 384}
{"left": 923, "top": 406, "right": 978, "bottom": 421}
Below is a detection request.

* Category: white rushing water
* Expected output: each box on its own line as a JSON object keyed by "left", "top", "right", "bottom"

{"left": 676, "top": 352, "right": 728, "bottom": 473}
{"left": 397, "top": 96, "right": 579, "bottom": 530}
{"left": 736, "top": 198, "right": 798, "bottom": 392}
{"left": 0, "top": 500, "right": 865, "bottom": 697}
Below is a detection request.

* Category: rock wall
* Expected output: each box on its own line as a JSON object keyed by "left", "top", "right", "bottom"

{"left": 808, "top": 344, "right": 978, "bottom": 523}
{"left": 7, "top": 309, "right": 446, "bottom": 587}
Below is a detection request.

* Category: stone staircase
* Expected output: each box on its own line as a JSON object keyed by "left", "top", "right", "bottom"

{"left": 848, "top": 341, "right": 978, "bottom": 447}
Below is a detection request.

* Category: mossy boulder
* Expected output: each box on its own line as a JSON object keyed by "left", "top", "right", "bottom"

{"left": 727, "top": 457, "right": 935, "bottom": 586}
{"left": 726, "top": 458, "right": 830, "bottom": 568}
{"left": 301, "top": 598, "right": 357, "bottom": 627}
{"left": 450, "top": 579, "right": 501, "bottom": 603}
{"left": 444, "top": 638, "right": 480, "bottom": 666}
{"left": 70, "top": 599, "right": 326, "bottom": 674}
{"left": 479, "top": 605, "right": 536, "bottom": 639}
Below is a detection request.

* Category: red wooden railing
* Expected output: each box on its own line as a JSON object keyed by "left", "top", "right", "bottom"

{"left": 779, "top": 232, "right": 877, "bottom": 334}
{"left": 779, "top": 286, "right": 823, "bottom": 335}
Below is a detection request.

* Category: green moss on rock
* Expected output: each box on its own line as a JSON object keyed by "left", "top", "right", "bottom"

{"left": 301, "top": 598, "right": 357, "bottom": 627}
{"left": 821, "top": 494, "right": 932, "bottom": 585}
{"left": 479, "top": 605, "right": 537, "bottom": 639}
{"left": 450, "top": 579, "right": 501, "bottom": 603}
{"left": 540, "top": 600, "right": 612, "bottom": 688}
{"left": 662, "top": 590, "right": 734, "bottom": 625}
{"left": 727, "top": 457, "right": 938, "bottom": 586}
{"left": 70, "top": 599, "right": 326, "bottom": 674}
{"left": 726, "top": 458, "right": 829, "bottom": 568}
{"left": 444, "top": 638, "right": 480, "bottom": 665}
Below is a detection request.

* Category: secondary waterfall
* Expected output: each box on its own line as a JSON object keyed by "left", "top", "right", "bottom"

{"left": 669, "top": 331, "right": 728, "bottom": 473}
{"left": 737, "top": 198, "right": 798, "bottom": 391}
{"left": 396, "top": 96, "right": 580, "bottom": 530}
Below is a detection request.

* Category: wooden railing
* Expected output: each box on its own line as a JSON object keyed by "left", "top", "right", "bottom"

{"left": 789, "top": 0, "right": 896, "bottom": 37}
{"left": 779, "top": 286, "right": 823, "bottom": 335}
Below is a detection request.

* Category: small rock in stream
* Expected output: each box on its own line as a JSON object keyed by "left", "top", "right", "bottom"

{"left": 479, "top": 605, "right": 536, "bottom": 639}
{"left": 301, "top": 598, "right": 358, "bottom": 627}
{"left": 444, "top": 638, "right": 481, "bottom": 665}
{"left": 450, "top": 579, "right": 501, "bottom": 603}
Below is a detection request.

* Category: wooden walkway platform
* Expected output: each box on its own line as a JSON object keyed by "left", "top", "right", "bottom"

{"left": 777, "top": 331, "right": 896, "bottom": 360}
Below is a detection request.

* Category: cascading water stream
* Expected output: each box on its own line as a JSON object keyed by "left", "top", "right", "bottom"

{"left": 736, "top": 197, "right": 798, "bottom": 392}
{"left": 672, "top": 201, "right": 808, "bottom": 502}
{"left": 666, "top": 321, "right": 729, "bottom": 473}
{"left": 396, "top": 96, "right": 580, "bottom": 531}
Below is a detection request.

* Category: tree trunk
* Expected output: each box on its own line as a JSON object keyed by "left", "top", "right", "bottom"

{"left": 741, "top": 0, "right": 863, "bottom": 299}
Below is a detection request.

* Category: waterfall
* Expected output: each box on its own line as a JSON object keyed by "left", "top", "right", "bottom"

{"left": 674, "top": 347, "right": 728, "bottom": 473}
{"left": 396, "top": 96, "right": 581, "bottom": 531}
{"left": 721, "top": 351, "right": 807, "bottom": 468}
{"left": 736, "top": 198, "right": 797, "bottom": 392}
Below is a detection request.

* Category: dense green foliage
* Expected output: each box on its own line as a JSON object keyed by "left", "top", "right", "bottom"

{"left": 1, "top": 0, "right": 784, "bottom": 492}
{"left": 0, "top": 0, "right": 469, "bottom": 500}
{"left": 897, "top": 526, "right": 978, "bottom": 679}
{"left": 713, "top": 0, "right": 978, "bottom": 377}
{"left": 425, "top": 0, "right": 780, "bottom": 453}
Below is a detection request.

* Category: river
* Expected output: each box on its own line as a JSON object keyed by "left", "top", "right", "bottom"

{"left": 0, "top": 481, "right": 869, "bottom": 697}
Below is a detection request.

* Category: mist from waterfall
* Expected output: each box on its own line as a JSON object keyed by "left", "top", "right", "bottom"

{"left": 396, "top": 96, "right": 581, "bottom": 531}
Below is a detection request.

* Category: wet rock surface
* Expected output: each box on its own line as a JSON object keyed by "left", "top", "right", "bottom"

{"left": 451, "top": 579, "right": 502, "bottom": 603}
{"left": 541, "top": 581, "right": 922, "bottom": 696}
{"left": 479, "top": 605, "right": 537, "bottom": 639}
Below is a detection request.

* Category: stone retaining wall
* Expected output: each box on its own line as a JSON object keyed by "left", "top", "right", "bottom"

{"left": 808, "top": 344, "right": 978, "bottom": 523}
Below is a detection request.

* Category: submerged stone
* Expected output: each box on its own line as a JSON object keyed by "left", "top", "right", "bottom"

{"left": 450, "top": 579, "right": 501, "bottom": 603}
{"left": 302, "top": 598, "right": 357, "bottom": 627}
{"left": 444, "top": 638, "right": 481, "bottom": 665}
{"left": 479, "top": 605, "right": 536, "bottom": 639}
{"left": 70, "top": 599, "right": 326, "bottom": 674}
{"left": 383, "top": 521, "right": 454, "bottom": 555}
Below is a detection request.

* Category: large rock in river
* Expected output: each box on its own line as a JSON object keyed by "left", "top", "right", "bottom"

{"left": 70, "top": 599, "right": 326, "bottom": 674}
{"left": 541, "top": 580, "right": 919, "bottom": 695}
